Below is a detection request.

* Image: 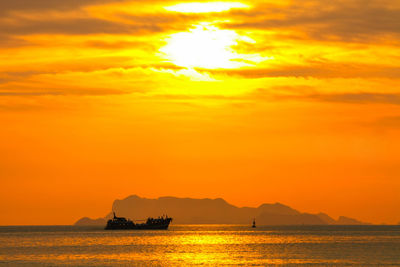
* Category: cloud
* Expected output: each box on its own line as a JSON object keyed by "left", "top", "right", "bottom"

{"left": 0, "top": 0, "right": 127, "bottom": 15}
{"left": 305, "top": 93, "right": 400, "bottom": 105}
{"left": 0, "top": 65, "right": 186, "bottom": 97}
{"left": 202, "top": 63, "right": 400, "bottom": 79}
{"left": 0, "top": 71, "right": 47, "bottom": 85}
{"left": 2, "top": 0, "right": 399, "bottom": 42}
{"left": 0, "top": 17, "right": 166, "bottom": 36}
{"left": 85, "top": 40, "right": 156, "bottom": 51}
{"left": 0, "top": 89, "right": 126, "bottom": 96}
{"left": 249, "top": 88, "right": 400, "bottom": 106}
{"left": 373, "top": 116, "right": 400, "bottom": 129}
{"left": 224, "top": 0, "right": 400, "bottom": 42}
{"left": 0, "top": 9, "right": 200, "bottom": 38}
{"left": 0, "top": 0, "right": 399, "bottom": 102}
{"left": 0, "top": 35, "right": 30, "bottom": 48}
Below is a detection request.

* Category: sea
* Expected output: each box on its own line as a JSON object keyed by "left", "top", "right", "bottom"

{"left": 0, "top": 225, "right": 399, "bottom": 266}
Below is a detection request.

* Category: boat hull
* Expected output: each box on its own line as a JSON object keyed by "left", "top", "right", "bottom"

{"left": 105, "top": 222, "right": 171, "bottom": 230}
{"left": 105, "top": 217, "right": 172, "bottom": 230}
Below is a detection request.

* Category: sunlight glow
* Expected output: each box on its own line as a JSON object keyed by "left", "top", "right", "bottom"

{"left": 160, "top": 24, "right": 262, "bottom": 69}
{"left": 165, "top": 2, "right": 249, "bottom": 13}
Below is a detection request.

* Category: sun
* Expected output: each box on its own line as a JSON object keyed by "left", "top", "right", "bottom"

{"left": 160, "top": 1, "right": 269, "bottom": 70}
{"left": 159, "top": 24, "right": 257, "bottom": 69}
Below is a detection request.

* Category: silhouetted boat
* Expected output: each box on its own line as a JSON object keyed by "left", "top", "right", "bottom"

{"left": 105, "top": 212, "right": 172, "bottom": 230}
{"left": 252, "top": 218, "right": 256, "bottom": 228}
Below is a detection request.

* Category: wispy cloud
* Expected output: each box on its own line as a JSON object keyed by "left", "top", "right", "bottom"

{"left": 0, "top": 0, "right": 126, "bottom": 14}
{"left": 305, "top": 93, "right": 400, "bottom": 105}
{"left": 373, "top": 116, "right": 400, "bottom": 129}
{"left": 0, "top": 17, "right": 167, "bottom": 36}
{"left": 202, "top": 63, "right": 400, "bottom": 79}
{"left": 247, "top": 88, "right": 400, "bottom": 106}
{"left": 0, "top": 0, "right": 399, "bottom": 99}
{"left": 225, "top": 0, "right": 400, "bottom": 42}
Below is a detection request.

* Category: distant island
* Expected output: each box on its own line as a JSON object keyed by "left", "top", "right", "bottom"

{"left": 75, "top": 195, "right": 371, "bottom": 226}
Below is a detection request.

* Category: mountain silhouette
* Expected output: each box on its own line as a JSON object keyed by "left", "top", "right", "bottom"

{"left": 74, "top": 195, "right": 371, "bottom": 226}
{"left": 75, "top": 217, "right": 106, "bottom": 226}
{"left": 316, "top": 213, "right": 337, "bottom": 224}
{"left": 336, "top": 216, "right": 368, "bottom": 225}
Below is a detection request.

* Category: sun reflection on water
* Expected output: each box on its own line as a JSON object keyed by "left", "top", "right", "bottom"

{"left": 1, "top": 225, "right": 400, "bottom": 265}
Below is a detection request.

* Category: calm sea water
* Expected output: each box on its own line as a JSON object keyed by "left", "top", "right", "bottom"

{"left": 0, "top": 225, "right": 399, "bottom": 266}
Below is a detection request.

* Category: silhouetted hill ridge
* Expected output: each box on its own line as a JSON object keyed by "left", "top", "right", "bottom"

{"left": 75, "top": 217, "right": 106, "bottom": 226}
{"left": 316, "top": 213, "right": 337, "bottom": 224}
{"left": 257, "top": 203, "right": 300, "bottom": 215}
{"left": 75, "top": 195, "right": 371, "bottom": 226}
{"left": 337, "top": 216, "right": 370, "bottom": 225}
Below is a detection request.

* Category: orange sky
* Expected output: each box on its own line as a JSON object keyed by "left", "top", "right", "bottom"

{"left": 0, "top": 0, "right": 400, "bottom": 225}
